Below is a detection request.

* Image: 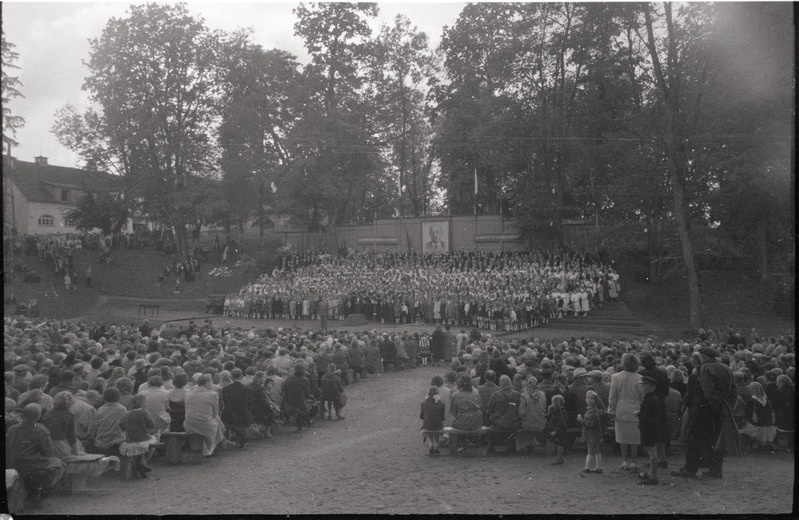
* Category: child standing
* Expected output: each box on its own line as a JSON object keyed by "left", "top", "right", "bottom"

{"left": 545, "top": 394, "right": 568, "bottom": 465}
{"left": 637, "top": 376, "right": 663, "bottom": 485}
{"left": 119, "top": 394, "right": 158, "bottom": 478}
{"left": 577, "top": 390, "right": 606, "bottom": 473}
{"left": 420, "top": 387, "right": 445, "bottom": 455}
{"left": 419, "top": 335, "right": 431, "bottom": 366}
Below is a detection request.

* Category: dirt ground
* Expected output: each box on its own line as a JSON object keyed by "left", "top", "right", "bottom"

{"left": 29, "top": 363, "right": 794, "bottom": 515}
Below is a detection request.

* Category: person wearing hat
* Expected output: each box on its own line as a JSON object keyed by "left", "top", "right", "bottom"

{"left": 673, "top": 346, "right": 739, "bottom": 480}
{"left": 636, "top": 375, "right": 664, "bottom": 485}
{"left": 639, "top": 351, "right": 671, "bottom": 468}
{"left": 537, "top": 360, "right": 557, "bottom": 407}
{"left": 6, "top": 403, "right": 67, "bottom": 506}
{"left": 568, "top": 367, "right": 591, "bottom": 416}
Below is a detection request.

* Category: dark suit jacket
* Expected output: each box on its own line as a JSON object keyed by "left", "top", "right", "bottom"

{"left": 246, "top": 383, "right": 273, "bottom": 425}
{"left": 221, "top": 381, "right": 254, "bottom": 427}
{"left": 283, "top": 375, "right": 311, "bottom": 415}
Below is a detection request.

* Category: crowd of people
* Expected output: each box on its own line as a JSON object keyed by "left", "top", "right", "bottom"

{"left": 223, "top": 249, "right": 621, "bottom": 331}
{"left": 4, "top": 316, "right": 416, "bottom": 507}
{"left": 417, "top": 325, "right": 794, "bottom": 485}
{"left": 5, "top": 309, "right": 794, "bottom": 508}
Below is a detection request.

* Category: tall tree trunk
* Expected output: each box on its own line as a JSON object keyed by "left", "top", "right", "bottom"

{"left": 648, "top": 211, "right": 658, "bottom": 283}
{"left": 756, "top": 216, "right": 769, "bottom": 282}
{"left": 643, "top": 3, "right": 704, "bottom": 331}
{"left": 174, "top": 222, "right": 190, "bottom": 263}
{"left": 670, "top": 170, "right": 703, "bottom": 330}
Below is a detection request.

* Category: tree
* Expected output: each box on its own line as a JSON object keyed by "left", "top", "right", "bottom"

{"left": 218, "top": 31, "right": 302, "bottom": 242}
{"left": 2, "top": 28, "right": 25, "bottom": 155}
{"left": 53, "top": 3, "right": 222, "bottom": 262}
{"left": 65, "top": 192, "right": 129, "bottom": 234}
{"left": 282, "top": 2, "right": 387, "bottom": 231}
{"left": 369, "top": 15, "right": 439, "bottom": 217}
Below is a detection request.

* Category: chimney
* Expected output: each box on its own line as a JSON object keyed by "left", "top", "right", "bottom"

{"left": 34, "top": 155, "right": 48, "bottom": 166}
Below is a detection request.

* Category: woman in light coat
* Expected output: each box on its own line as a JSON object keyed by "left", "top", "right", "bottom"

{"left": 608, "top": 353, "right": 644, "bottom": 470}
{"left": 184, "top": 374, "right": 226, "bottom": 456}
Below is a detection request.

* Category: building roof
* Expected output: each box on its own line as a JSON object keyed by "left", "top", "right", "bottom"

{"left": 3, "top": 156, "right": 120, "bottom": 204}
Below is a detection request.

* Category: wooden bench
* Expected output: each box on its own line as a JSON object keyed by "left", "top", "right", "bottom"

{"left": 138, "top": 303, "right": 160, "bottom": 317}
{"left": 160, "top": 432, "right": 205, "bottom": 464}
{"left": 443, "top": 426, "right": 491, "bottom": 455}
{"left": 56, "top": 455, "right": 122, "bottom": 493}
{"left": 119, "top": 442, "right": 165, "bottom": 479}
{"left": 775, "top": 429, "right": 794, "bottom": 451}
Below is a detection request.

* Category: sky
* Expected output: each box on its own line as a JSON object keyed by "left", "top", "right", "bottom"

{"left": 2, "top": 1, "right": 467, "bottom": 168}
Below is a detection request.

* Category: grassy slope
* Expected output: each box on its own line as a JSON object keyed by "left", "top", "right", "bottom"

{"left": 617, "top": 257, "right": 794, "bottom": 336}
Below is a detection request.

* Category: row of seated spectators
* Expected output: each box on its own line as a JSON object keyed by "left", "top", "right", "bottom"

{"left": 417, "top": 327, "right": 795, "bottom": 469}
{"left": 3, "top": 316, "right": 427, "bottom": 506}
{"left": 5, "top": 314, "right": 794, "bottom": 505}
{"left": 225, "top": 249, "right": 621, "bottom": 331}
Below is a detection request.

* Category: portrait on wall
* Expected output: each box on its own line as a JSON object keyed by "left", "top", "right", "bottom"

{"left": 422, "top": 221, "right": 449, "bottom": 254}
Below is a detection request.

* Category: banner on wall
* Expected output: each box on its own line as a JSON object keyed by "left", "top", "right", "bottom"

{"left": 422, "top": 220, "right": 449, "bottom": 254}
{"left": 474, "top": 234, "right": 520, "bottom": 242}
{"left": 356, "top": 237, "right": 398, "bottom": 245}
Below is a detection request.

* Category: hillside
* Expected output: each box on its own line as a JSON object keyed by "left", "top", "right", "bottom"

{"left": 616, "top": 257, "right": 794, "bottom": 336}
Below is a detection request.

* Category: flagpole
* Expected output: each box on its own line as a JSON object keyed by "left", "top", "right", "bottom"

{"left": 473, "top": 166, "right": 478, "bottom": 216}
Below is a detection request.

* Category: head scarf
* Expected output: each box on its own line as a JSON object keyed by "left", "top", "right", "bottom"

{"left": 748, "top": 381, "right": 768, "bottom": 406}
{"left": 523, "top": 376, "right": 539, "bottom": 395}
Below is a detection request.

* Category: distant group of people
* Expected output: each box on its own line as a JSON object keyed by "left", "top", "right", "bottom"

{"left": 225, "top": 249, "right": 621, "bottom": 331}
{"left": 418, "top": 325, "right": 794, "bottom": 485}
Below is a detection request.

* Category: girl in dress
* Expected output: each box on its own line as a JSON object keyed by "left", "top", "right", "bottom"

{"left": 119, "top": 394, "right": 158, "bottom": 478}
{"left": 577, "top": 390, "right": 606, "bottom": 473}
{"left": 740, "top": 382, "right": 777, "bottom": 449}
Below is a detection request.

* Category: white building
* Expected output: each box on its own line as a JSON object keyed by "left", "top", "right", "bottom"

{"left": 2, "top": 155, "right": 147, "bottom": 235}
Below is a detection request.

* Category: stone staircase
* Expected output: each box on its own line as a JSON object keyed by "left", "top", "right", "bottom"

{"left": 547, "top": 300, "right": 644, "bottom": 333}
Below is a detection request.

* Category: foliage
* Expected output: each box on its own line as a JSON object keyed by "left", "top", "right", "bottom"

{"left": 65, "top": 192, "right": 129, "bottom": 235}
{"left": 1, "top": 27, "right": 25, "bottom": 153}
{"left": 53, "top": 2, "right": 223, "bottom": 261}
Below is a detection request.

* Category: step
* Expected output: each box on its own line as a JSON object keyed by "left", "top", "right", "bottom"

{"left": 556, "top": 320, "right": 642, "bottom": 328}
{"left": 559, "top": 315, "right": 640, "bottom": 324}
{"left": 562, "top": 313, "right": 637, "bottom": 321}
{"left": 547, "top": 322, "right": 643, "bottom": 331}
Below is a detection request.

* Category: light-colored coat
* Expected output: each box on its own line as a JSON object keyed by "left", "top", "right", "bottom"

{"left": 608, "top": 370, "right": 644, "bottom": 423}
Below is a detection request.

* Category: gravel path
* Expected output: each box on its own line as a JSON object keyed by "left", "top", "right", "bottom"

{"left": 31, "top": 365, "right": 794, "bottom": 515}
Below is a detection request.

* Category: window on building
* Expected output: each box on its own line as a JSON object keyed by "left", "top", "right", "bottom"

{"left": 64, "top": 217, "right": 78, "bottom": 227}
{"left": 61, "top": 189, "right": 69, "bottom": 202}
{"left": 38, "top": 214, "right": 55, "bottom": 227}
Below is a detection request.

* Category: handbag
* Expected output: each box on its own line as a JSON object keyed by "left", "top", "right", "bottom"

{"left": 339, "top": 392, "right": 347, "bottom": 407}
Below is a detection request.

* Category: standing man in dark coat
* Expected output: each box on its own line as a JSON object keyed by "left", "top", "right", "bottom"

{"left": 430, "top": 326, "right": 445, "bottom": 366}
{"left": 672, "top": 347, "right": 739, "bottom": 479}
{"left": 348, "top": 338, "right": 365, "bottom": 382}
{"left": 221, "top": 369, "right": 255, "bottom": 448}
{"left": 442, "top": 325, "right": 456, "bottom": 364}
{"left": 379, "top": 334, "right": 397, "bottom": 372}
{"left": 283, "top": 364, "right": 311, "bottom": 432}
